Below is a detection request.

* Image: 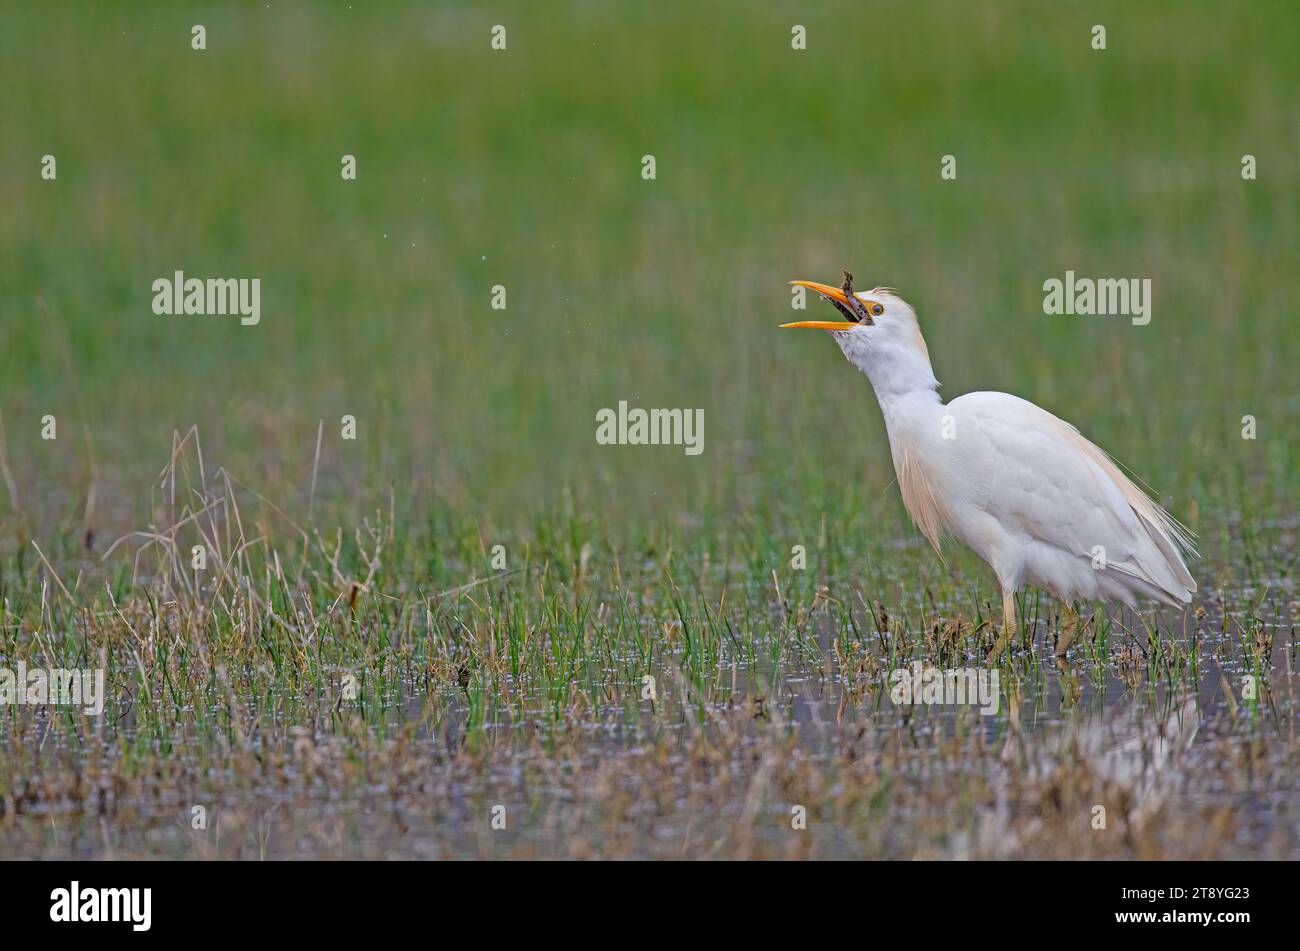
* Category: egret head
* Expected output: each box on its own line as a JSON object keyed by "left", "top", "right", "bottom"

{"left": 782, "top": 274, "right": 937, "bottom": 398}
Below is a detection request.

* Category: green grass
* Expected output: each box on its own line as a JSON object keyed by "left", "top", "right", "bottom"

{"left": 0, "top": 1, "right": 1295, "bottom": 859}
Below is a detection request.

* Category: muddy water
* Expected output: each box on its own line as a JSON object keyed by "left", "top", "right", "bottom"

{"left": 2, "top": 579, "right": 1294, "bottom": 859}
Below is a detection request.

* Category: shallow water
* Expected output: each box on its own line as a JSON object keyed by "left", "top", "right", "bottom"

{"left": 6, "top": 584, "right": 1290, "bottom": 859}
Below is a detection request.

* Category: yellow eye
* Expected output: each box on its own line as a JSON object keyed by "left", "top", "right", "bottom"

{"left": 869, "top": 303, "right": 884, "bottom": 316}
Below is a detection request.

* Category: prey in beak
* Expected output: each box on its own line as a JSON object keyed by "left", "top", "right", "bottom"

{"left": 782, "top": 269, "right": 874, "bottom": 331}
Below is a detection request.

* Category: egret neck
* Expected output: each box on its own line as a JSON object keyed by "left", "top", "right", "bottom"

{"left": 832, "top": 317, "right": 942, "bottom": 419}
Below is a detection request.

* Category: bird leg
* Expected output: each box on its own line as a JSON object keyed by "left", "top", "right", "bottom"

{"left": 985, "top": 589, "right": 1018, "bottom": 663}
{"left": 1055, "top": 601, "right": 1080, "bottom": 657}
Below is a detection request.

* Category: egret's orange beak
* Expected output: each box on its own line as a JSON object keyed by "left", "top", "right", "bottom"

{"left": 780, "top": 280, "right": 860, "bottom": 331}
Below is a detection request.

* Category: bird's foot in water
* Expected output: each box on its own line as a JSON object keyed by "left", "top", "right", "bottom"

{"left": 986, "top": 620, "right": 1018, "bottom": 664}
{"left": 1055, "top": 605, "right": 1081, "bottom": 657}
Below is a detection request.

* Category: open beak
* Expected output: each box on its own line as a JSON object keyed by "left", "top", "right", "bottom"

{"left": 781, "top": 280, "right": 860, "bottom": 331}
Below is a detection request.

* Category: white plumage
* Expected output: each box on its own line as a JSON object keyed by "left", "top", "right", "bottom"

{"left": 783, "top": 279, "right": 1196, "bottom": 658}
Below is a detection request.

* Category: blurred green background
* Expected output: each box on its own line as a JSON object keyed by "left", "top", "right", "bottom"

{"left": 0, "top": 1, "right": 1295, "bottom": 571}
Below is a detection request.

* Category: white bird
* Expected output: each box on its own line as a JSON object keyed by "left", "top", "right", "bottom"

{"left": 782, "top": 274, "right": 1196, "bottom": 660}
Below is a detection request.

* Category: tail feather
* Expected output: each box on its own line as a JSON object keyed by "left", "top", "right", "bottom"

{"left": 1064, "top": 426, "right": 1197, "bottom": 604}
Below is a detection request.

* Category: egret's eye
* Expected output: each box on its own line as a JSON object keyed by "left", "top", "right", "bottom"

{"left": 869, "top": 303, "right": 884, "bottom": 317}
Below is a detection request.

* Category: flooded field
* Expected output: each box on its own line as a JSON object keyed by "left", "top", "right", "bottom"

{"left": 1, "top": 440, "right": 1293, "bottom": 859}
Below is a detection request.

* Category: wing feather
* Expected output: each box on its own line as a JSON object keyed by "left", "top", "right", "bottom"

{"left": 945, "top": 392, "right": 1196, "bottom": 604}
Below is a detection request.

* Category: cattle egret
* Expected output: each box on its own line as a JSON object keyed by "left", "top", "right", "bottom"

{"left": 783, "top": 273, "right": 1196, "bottom": 660}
